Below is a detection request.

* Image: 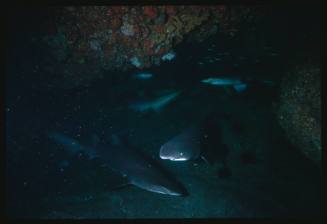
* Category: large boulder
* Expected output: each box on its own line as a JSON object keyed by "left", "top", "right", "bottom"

{"left": 277, "top": 63, "right": 321, "bottom": 165}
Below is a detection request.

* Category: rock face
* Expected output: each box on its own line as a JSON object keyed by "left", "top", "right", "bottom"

{"left": 277, "top": 63, "right": 321, "bottom": 165}
{"left": 36, "top": 6, "right": 263, "bottom": 88}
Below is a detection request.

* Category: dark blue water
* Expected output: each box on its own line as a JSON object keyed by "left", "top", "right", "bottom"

{"left": 5, "top": 6, "right": 320, "bottom": 219}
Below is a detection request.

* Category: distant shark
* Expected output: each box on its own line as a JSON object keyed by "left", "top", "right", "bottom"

{"left": 132, "top": 72, "right": 154, "bottom": 80}
{"left": 47, "top": 131, "right": 188, "bottom": 196}
{"left": 201, "top": 77, "right": 248, "bottom": 92}
{"left": 128, "top": 90, "right": 181, "bottom": 112}
{"left": 201, "top": 76, "right": 274, "bottom": 92}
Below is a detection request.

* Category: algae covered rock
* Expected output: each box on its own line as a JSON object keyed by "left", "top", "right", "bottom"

{"left": 277, "top": 63, "right": 321, "bottom": 165}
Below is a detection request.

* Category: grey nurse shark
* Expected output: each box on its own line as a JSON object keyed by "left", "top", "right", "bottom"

{"left": 160, "top": 127, "right": 203, "bottom": 162}
{"left": 47, "top": 131, "right": 187, "bottom": 196}
{"left": 201, "top": 76, "right": 274, "bottom": 92}
{"left": 159, "top": 113, "right": 228, "bottom": 164}
{"left": 128, "top": 90, "right": 181, "bottom": 113}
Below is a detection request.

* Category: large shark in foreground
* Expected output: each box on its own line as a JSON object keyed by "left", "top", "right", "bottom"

{"left": 160, "top": 127, "right": 203, "bottom": 162}
{"left": 159, "top": 112, "right": 229, "bottom": 164}
{"left": 158, "top": 114, "right": 232, "bottom": 179}
{"left": 47, "top": 131, "right": 188, "bottom": 196}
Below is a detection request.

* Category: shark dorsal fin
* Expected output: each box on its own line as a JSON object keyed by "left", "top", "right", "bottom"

{"left": 200, "top": 155, "right": 210, "bottom": 164}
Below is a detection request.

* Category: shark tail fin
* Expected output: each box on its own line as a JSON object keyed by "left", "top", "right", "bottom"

{"left": 47, "top": 131, "right": 83, "bottom": 155}
{"left": 47, "top": 131, "right": 98, "bottom": 159}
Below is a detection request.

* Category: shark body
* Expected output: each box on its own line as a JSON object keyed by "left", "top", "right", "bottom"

{"left": 128, "top": 91, "right": 181, "bottom": 112}
{"left": 201, "top": 77, "right": 248, "bottom": 92}
{"left": 201, "top": 76, "right": 274, "bottom": 92}
{"left": 48, "top": 131, "right": 188, "bottom": 196}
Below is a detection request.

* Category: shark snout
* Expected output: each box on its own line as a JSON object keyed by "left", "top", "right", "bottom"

{"left": 159, "top": 145, "right": 189, "bottom": 161}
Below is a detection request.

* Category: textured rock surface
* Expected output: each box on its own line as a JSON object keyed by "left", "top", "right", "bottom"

{"left": 37, "top": 6, "right": 263, "bottom": 88}
{"left": 277, "top": 63, "right": 321, "bottom": 165}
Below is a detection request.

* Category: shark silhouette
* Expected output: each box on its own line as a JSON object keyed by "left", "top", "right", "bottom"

{"left": 47, "top": 131, "right": 188, "bottom": 196}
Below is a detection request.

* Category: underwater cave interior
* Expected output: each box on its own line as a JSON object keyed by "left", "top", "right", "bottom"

{"left": 5, "top": 5, "right": 321, "bottom": 218}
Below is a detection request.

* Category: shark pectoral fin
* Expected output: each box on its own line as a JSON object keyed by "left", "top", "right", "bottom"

{"left": 200, "top": 155, "right": 210, "bottom": 164}
{"left": 233, "top": 83, "right": 247, "bottom": 92}
{"left": 106, "top": 182, "right": 131, "bottom": 192}
{"left": 103, "top": 171, "right": 131, "bottom": 192}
